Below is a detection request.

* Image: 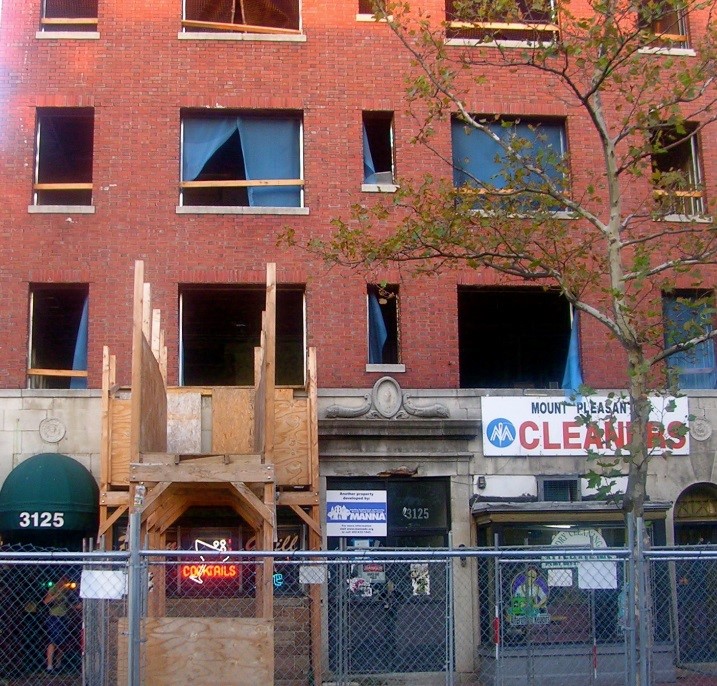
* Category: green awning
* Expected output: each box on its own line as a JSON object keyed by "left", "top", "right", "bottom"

{"left": 0, "top": 453, "right": 98, "bottom": 533}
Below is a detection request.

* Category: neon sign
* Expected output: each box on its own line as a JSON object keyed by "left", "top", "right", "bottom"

{"left": 180, "top": 538, "right": 234, "bottom": 585}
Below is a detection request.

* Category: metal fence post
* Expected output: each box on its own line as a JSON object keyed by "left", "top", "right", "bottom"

{"left": 626, "top": 512, "right": 637, "bottom": 686}
{"left": 637, "top": 517, "right": 649, "bottom": 686}
{"left": 446, "top": 550, "right": 455, "bottom": 686}
{"left": 127, "top": 510, "right": 142, "bottom": 686}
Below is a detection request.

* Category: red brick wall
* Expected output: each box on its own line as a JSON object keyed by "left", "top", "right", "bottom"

{"left": 0, "top": 0, "right": 714, "bottom": 390}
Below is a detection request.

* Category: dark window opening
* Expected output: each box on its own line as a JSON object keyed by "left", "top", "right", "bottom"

{"left": 41, "top": 0, "right": 98, "bottom": 31}
{"left": 35, "top": 109, "right": 94, "bottom": 206}
{"left": 180, "top": 111, "right": 302, "bottom": 208}
{"left": 29, "top": 285, "right": 89, "bottom": 389}
{"left": 358, "top": 0, "right": 376, "bottom": 13}
{"left": 458, "top": 288, "right": 571, "bottom": 388}
{"left": 180, "top": 285, "right": 305, "bottom": 386}
{"left": 183, "top": 0, "right": 300, "bottom": 32}
{"left": 363, "top": 112, "right": 394, "bottom": 184}
{"left": 540, "top": 478, "right": 580, "bottom": 502}
{"left": 663, "top": 290, "right": 716, "bottom": 389}
{"left": 446, "top": 0, "right": 557, "bottom": 41}
{"left": 368, "top": 284, "right": 400, "bottom": 365}
{"left": 651, "top": 125, "right": 703, "bottom": 216}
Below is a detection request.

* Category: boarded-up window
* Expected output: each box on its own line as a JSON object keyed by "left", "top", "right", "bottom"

{"left": 183, "top": 0, "right": 300, "bottom": 33}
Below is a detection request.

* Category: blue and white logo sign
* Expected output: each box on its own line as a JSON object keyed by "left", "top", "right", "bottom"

{"left": 486, "top": 418, "right": 517, "bottom": 449}
{"left": 326, "top": 490, "right": 387, "bottom": 537}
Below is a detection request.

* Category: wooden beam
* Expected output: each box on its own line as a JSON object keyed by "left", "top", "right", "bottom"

{"left": 142, "top": 283, "right": 151, "bottom": 340}
{"left": 98, "top": 504, "right": 128, "bottom": 537}
{"left": 289, "top": 504, "right": 321, "bottom": 538}
{"left": 277, "top": 491, "right": 319, "bottom": 506}
{"left": 230, "top": 482, "right": 275, "bottom": 526}
{"left": 27, "top": 368, "right": 88, "bottom": 378}
{"left": 140, "top": 482, "right": 173, "bottom": 519}
{"left": 32, "top": 182, "right": 93, "bottom": 190}
{"left": 40, "top": 17, "right": 98, "bottom": 25}
{"left": 448, "top": 20, "right": 559, "bottom": 31}
{"left": 180, "top": 18, "right": 300, "bottom": 34}
{"left": 151, "top": 309, "right": 161, "bottom": 359}
{"left": 129, "top": 260, "right": 145, "bottom": 481}
{"left": 100, "top": 490, "right": 129, "bottom": 507}
{"left": 130, "top": 462, "right": 274, "bottom": 483}
{"left": 141, "top": 452, "right": 262, "bottom": 465}
{"left": 180, "top": 179, "right": 304, "bottom": 188}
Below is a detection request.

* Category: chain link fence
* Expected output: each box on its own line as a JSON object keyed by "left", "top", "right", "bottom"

{"left": 1, "top": 541, "right": 716, "bottom": 685}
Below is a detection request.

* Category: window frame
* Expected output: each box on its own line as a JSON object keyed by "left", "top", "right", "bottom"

{"left": 651, "top": 125, "right": 705, "bottom": 219}
{"left": 663, "top": 290, "right": 716, "bottom": 390}
{"left": 178, "top": 110, "right": 305, "bottom": 211}
{"left": 362, "top": 111, "right": 397, "bottom": 192}
{"left": 32, "top": 108, "right": 94, "bottom": 209}
{"left": 451, "top": 116, "right": 569, "bottom": 214}
{"left": 39, "top": 0, "right": 99, "bottom": 33}
{"left": 445, "top": 0, "right": 559, "bottom": 45}
{"left": 27, "top": 284, "right": 89, "bottom": 389}
{"left": 181, "top": 0, "right": 302, "bottom": 36}
{"left": 637, "top": 0, "right": 690, "bottom": 50}
{"left": 366, "top": 284, "right": 403, "bottom": 371}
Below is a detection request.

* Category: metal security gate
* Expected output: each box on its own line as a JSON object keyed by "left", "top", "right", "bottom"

{"left": 329, "top": 553, "right": 452, "bottom": 681}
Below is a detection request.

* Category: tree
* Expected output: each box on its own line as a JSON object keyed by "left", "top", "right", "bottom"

{"left": 293, "top": 0, "right": 717, "bottom": 523}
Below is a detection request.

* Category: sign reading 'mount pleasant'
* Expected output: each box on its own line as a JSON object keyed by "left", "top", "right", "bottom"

{"left": 482, "top": 396, "right": 689, "bottom": 457}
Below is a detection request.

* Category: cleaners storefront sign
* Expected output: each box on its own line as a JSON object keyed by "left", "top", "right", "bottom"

{"left": 326, "top": 490, "right": 388, "bottom": 537}
{"left": 482, "top": 396, "right": 689, "bottom": 456}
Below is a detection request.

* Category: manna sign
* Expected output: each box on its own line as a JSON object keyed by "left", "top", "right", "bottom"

{"left": 326, "top": 490, "right": 388, "bottom": 537}
{"left": 482, "top": 396, "right": 689, "bottom": 456}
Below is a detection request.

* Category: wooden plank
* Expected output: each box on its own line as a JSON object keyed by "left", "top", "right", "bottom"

{"left": 140, "top": 482, "right": 173, "bottom": 521}
{"left": 40, "top": 17, "right": 98, "bottom": 25}
{"left": 100, "top": 490, "right": 129, "bottom": 507}
{"left": 181, "top": 179, "right": 304, "bottom": 188}
{"left": 166, "top": 391, "right": 202, "bottom": 454}
{"left": 307, "top": 347, "right": 319, "bottom": 492}
{"left": 110, "top": 398, "right": 131, "bottom": 485}
{"left": 32, "top": 182, "right": 93, "bottom": 190}
{"left": 230, "top": 482, "right": 274, "bottom": 525}
{"left": 27, "top": 368, "right": 88, "bottom": 378}
{"left": 141, "top": 452, "right": 262, "bottom": 466}
{"left": 264, "top": 264, "right": 276, "bottom": 466}
{"left": 182, "top": 17, "right": 299, "bottom": 34}
{"left": 142, "top": 283, "right": 151, "bottom": 340}
{"left": 274, "top": 391, "right": 310, "bottom": 486}
{"left": 130, "top": 462, "right": 274, "bottom": 483}
{"left": 100, "top": 346, "right": 112, "bottom": 492}
{"left": 151, "top": 309, "right": 161, "bottom": 359}
{"left": 129, "top": 260, "right": 145, "bottom": 475}
{"left": 289, "top": 504, "right": 321, "bottom": 538}
{"left": 212, "top": 387, "right": 254, "bottom": 453}
{"left": 139, "top": 336, "right": 168, "bottom": 453}
{"left": 117, "top": 617, "right": 274, "bottom": 686}
{"left": 276, "top": 491, "right": 319, "bottom": 506}
{"left": 448, "top": 19, "right": 559, "bottom": 31}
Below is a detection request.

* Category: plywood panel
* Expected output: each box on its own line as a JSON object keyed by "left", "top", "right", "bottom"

{"left": 110, "top": 399, "right": 131, "bottom": 486}
{"left": 167, "top": 391, "right": 202, "bottom": 454}
{"left": 275, "top": 390, "right": 309, "bottom": 486}
{"left": 139, "top": 337, "right": 168, "bottom": 453}
{"left": 212, "top": 387, "right": 254, "bottom": 454}
{"left": 117, "top": 617, "right": 273, "bottom": 686}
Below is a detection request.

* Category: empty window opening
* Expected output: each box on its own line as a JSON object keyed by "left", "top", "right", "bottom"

{"left": 446, "top": 0, "right": 558, "bottom": 42}
{"left": 368, "top": 285, "right": 400, "bottom": 365}
{"left": 180, "top": 286, "right": 305, "bottom": 386}
{"left": 28, "top": 285, "right": 89, "bottom": 389}
{"left": 358, "top": 0, "right": 376, "bottom": 13}
{"left": 539, "top": 478, "right": 580, "bottom": 502}
{"left": 363, "top": 112, "right": 394, "bottom": 185}
{"left": 34, "top": 108, "right": 94, "bottom": 206}
{"left": 663, "top": 290, "right": 716, "bottom": 389}
{"left": 637, "top": 0, "right": 688, "bottom": 48}
{"left": 41, "top": 0, "right": 98, "bottom": 31}
{"left": 180, "top": 111, "right": 303, "bottom": 208}
{"left": 458, "top": 288, "right": 571, "bottom": 388}
{"left": 182, "top": 0, "right": 300, "bottom": 33}
{"left": 651, "top": 125, "right": 703, "bottom": 216}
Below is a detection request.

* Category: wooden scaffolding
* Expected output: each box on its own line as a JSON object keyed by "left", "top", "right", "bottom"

{"left": 98, "top": 261, "right": 322, "bottom": 685}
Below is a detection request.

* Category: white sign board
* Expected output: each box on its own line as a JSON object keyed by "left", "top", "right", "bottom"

{"left": 326, "top": 490, "right": 387, "bottom": 537}
{"left": 546, "top": 528, "right": 618, "bottom": 590}
{"left": 482, "top": 396, "right": 689, "bottom": 456}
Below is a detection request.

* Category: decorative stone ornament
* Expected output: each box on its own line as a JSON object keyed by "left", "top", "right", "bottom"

{"left": 325, "top": 377, "right": 450, "bottom": 419}
{"left": 39, "top": 417, "right": 67, "bottom": 443}
{"left": 690, "top": 417, "right": 712, "bottom": 442}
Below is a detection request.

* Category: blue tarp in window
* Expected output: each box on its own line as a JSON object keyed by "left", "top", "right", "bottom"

{"left": 663, "top": 295, "right": 717, "bottom": 389}
{"left": 182, "top": 115, "right": 301, "bottom": 207}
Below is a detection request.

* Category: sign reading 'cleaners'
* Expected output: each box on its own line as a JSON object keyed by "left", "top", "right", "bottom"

{"left": 326, "top": 490, "right": 387, "bottom": 537}
{"left": 482, "top": 396, "right": 689, "bottom": 456}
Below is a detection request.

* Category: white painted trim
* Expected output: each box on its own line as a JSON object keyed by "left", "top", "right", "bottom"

{"left": 28, "top": 205, "right": 95, "bottom": 214}
{"left": 36, "top": 31, "right": 100, "bottom": 39}
{"left": 365, "top": 363, "right": 406, "bottom": 373}
{"left": 178, "top": 31, "right": 306, "bottom": 42}
{"left": 176, "top": 205, "right": 309, "bottom": 215}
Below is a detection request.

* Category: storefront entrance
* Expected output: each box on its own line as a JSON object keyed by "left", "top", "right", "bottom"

{"left": 327, "top": 477, "right": 451, "bottom": 675}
